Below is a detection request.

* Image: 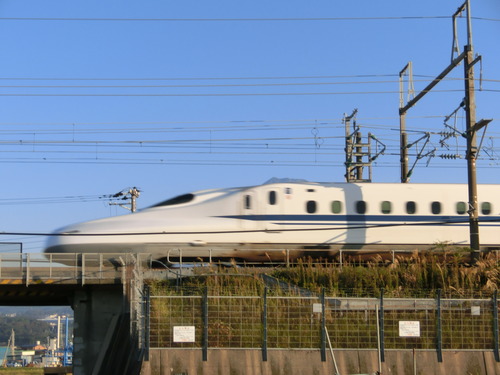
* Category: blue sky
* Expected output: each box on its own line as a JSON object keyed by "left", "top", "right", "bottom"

{"left": 0, "top": 0, "right": 499, "bottom": 252}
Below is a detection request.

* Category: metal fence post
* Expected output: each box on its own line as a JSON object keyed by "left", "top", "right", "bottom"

{"left": 75, "top": 253, "right": 79, "bottom": 281}
{"left": 262, "top": 287, "right": 268, "bottom": 361}
{"left": 202, "top": 286, "right": 208, "bottom": 361}
{"left": 493, "top": 290, "right": 499, "bottom": 362}
{"left": 25, "top": 253, "right": 30, "bottom": 287}
{"left": 436, "top": 289, "right": 443, "bottom": 362}
{"left": 81, "top": 253, "right": 85, "bottom": 286}
{"left": 379, "top": 288, "right": 385, "bottom": 363}
{"left": 99, "top": 253, "right": 103, "bottom": 278}
{"left": 321, "top": 288, "right": 326, "bottom": 362}
{"left": 144, "top": 284, "right": 150, "bottom": 362}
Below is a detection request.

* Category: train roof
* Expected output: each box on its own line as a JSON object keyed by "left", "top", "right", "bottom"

{"left": 263, "top": 178, "right": 499, "bottom": 187}
{"left": 147, "top": 179, "right": 499, "bottom": 210}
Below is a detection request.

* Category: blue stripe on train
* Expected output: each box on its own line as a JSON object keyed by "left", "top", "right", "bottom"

{"left": 218, "top": 214, "right": 500, "bottom": 225}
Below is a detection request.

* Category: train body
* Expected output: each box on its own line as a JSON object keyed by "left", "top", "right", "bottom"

{"left": 44, "top": 180, "right": 500, "bottom": 261}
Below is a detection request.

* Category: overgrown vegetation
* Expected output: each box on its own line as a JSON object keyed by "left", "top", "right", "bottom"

{"left": 148, "top": 250, "right": 500, "bottom": 350}
{"left": 0, "top": 307, "right": 71, "bottom": 346}
{"left": 150, "top": 250, "right": 500, "bottom": 298}
{"left": 271, "top": 251, "right": 500, "bottom": 298}
{"left": 0, "top": 318, "right": 52, "bottom": 347}
{"left": 0, "top": 370, "right": 43, "bottom": 375}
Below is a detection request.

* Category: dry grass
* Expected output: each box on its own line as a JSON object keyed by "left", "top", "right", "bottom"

{"left": 148, "top": 250, "right": 500, "bottom": 349}
{"left": 270, "top": 250, "right": 500, "bottom": 298}
{"left": 149, "top": 250, "right": 500, "bottom": 298}
{"left": 0, "top": 369, "right": 44, "bottom": 375}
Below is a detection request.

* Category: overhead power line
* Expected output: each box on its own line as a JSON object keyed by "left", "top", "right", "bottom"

{"left": 2, "top": 74, "right": 497, "bottom": 82}
{"left": 0, "top": 16, "right": 457, "bottom": 22}
{"left": 0, "top": 195, "right": 110, "bottom": 205}
{"left": 0, "top": 80, "right": 441, "bottom": 88}
{"left": 0, "top": 16, "right": 498, "bottom": 23}
{"left": 0, "top": 74, "right": 401, "bottom": 81}
{"left": 0, "top": 77, "right": 496, "bottom": 89}
{"left": 0, "top": 89, "right": 469, "bottom": 97}
{"left": 0, "top": 115, "right": 472, "bottom": 129}
{"left": 0, "top": 156, "right": 498, "bottom": 168}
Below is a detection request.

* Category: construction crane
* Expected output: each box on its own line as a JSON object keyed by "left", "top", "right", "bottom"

{"left": 2, "top": 329, "right": 15, "bottom": 367}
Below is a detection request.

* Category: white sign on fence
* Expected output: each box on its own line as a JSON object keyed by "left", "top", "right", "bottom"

{"left": 313, "top": 303, "right": 322, "bottom": 313}
{"left": 173, "top": 326, "right": 196, "bottom": 343}
{"left": 399, "top": 321, "right": 420, "bottom": 337}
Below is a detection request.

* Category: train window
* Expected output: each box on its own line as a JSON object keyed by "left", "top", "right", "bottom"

{"left": 431, "top": 201, "right": 442, "bottom": 215}
{"left": 244, "top": 195, "right": 251, "bottom": 210}
{"left": 268, "top": 191, "right": 277, "bottom": 205}
{"left": 151, "top": 193, "right": 195, "bottom": 207}
{"left": 456, "top": 202, "right": 467, "bottom": 215}
{"left": 406, "top": 201, "right": 417, "bottom": 214}
{"left": 285, "top": 188, "right": 292, "bottom": 194}
{"left": 306, "top": 201, "right": 317, "bottom": 214}
{"left": 331, "top": 200, "right": 342, "bottom": 214}
{"left": 381, "top": 201, "right": 392, "bottom": 214}
{"left": 355, "top": 200, "right": 367, "bottom": 214}
{"left": 481, "top": 202, "right": 492, "bottom": 215}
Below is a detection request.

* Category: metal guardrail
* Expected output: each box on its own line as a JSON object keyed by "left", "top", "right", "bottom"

{"left": 0, "top": 252, "right": 153, "bottom": 285}
{"left": 160, "top": 247, "right": 500, "bottom": 268}
{"left": 1, "top": 247, "right": 493, "bottom": 284}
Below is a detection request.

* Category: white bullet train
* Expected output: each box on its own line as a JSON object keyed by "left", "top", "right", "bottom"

{"left": 44, "top": 179, "right": 500, "bottom": 262}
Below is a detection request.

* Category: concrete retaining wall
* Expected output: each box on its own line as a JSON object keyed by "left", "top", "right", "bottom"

{"left": 142, "top": 348, "right": 500, "bottom": 375}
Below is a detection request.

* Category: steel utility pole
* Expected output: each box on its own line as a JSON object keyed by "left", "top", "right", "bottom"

{"left": 451, "top": 0, "right": 493, "bottom": 253}
{"left": 344, "top": 109, "right": 357, "bottom": 182}
{"left": 109, "top": 187, "right": 141, "bottom": 213}
{"left": 398, "top": 0, "right": 492, "bottom": 252}
{"left": 130, "top": 187, "right": 140, "bottom": 213}
{"left": 398, "top": 62, "right": 413, "bottom": 183}
{"left": 462, "top": 0, "right": 492, "bottom": 253}
{"left": 343, "top": 109, "right": 385, "bottom": 183}
{"left": 464, "top": 38, "right": 479, "bottom": 251}
{"left": 399, "top": 52, "right": 466, "bottom": 182}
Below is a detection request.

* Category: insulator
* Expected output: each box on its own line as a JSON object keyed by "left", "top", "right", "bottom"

{"left": 438, "top": 131, "right": 456, "bottom": 138}
{"left": 438, "top": 154, "right": 461, "bottom": 159}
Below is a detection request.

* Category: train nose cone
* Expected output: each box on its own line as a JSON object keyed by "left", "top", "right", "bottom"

{"left": 44, "top": 225, "right": 81, "bottom": 253}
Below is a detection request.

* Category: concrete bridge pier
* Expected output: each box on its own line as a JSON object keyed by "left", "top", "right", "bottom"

{"left": 0, "top": 253, "right": 148, "bottom": 375}
{"left": 71, "top": 285, "right": 127, "bottom": 375}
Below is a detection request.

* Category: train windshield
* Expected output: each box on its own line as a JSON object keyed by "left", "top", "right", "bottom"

{"left": 150, "top": 193, "right": 195, "bottom": 207}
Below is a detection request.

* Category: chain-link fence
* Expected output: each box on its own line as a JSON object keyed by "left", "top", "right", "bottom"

{"left": 149, "top": 289, "right": 500, "bottom": 357}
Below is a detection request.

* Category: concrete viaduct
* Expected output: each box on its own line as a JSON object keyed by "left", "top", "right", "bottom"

{"left": 0, "top": 252, "right": 151, "bottom": 375}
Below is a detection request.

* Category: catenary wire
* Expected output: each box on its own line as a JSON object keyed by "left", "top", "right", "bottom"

{"left": 0, "top": 16, "right": 498, "bottom": 22}
{"left": 0, "top": 77, "right": 492, "bottom": 89}
{"left": 0, "top": 16, "right": 459, "bottom": 22}
{"left": 0, "top": 89, "right": 472, "bottom": 97}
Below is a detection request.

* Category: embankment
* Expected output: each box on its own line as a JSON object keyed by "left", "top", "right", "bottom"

{"left": 142, "top": 348, "right": 500, "bottom": 375}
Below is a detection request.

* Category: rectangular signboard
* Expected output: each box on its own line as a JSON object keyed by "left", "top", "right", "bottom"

{"left": 399, "top": 321, "right": 420, "bottom": 337}
{"left": 173, "top": 326, "right": 196, "bottom": 343}
{"left": 313, "top": 303, "right": 322, "bottom": 313}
